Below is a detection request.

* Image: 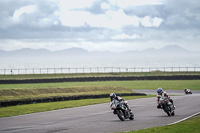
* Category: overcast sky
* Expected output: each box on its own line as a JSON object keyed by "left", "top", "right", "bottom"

{"left": 0, "top": 0, "right": 200, "bottom": 52}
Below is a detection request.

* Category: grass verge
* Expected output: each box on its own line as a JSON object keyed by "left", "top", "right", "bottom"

{"left": 118, "top": 114, "right": 200, "bottom": 133}
{"left": 0, "top": 80, "right": 199, "bottom": 101}
{"left": 0, "top": 86, "right": 133, "bottom": 102}
{"left": 1, "top": 80, "right": 199, "bottom": 91}
{"left": 1, "top": 71, "right": 200, "bottom": 80}
{"left": 0, "top": 95, "right": 154, "bottom": 118}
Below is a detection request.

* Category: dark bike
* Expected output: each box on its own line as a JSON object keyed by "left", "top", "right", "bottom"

{"left": 159, "top": 97, "right": 175, "bottom": 116}
{"left": 110, "top": 99, "right": 134, "bottom": 121}
{"left": 184, "top": 88, "right": 192, "bottom": 94}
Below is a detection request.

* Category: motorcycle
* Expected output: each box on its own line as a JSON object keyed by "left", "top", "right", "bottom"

{"left": 110, "top": 99, "right": 134, "bottom": 121}
{"left": 184, "top": 88, "right": 192, "bottom": 94}
{"left": 159, "top": 97, "right": 175, "bottom": 116}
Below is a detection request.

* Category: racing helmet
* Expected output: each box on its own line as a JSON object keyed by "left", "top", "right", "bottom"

{"left": 110, "top": 93, "right": 116, "bottom": 99}
{"left": 157, "top": 88, "right": 163, "bottom": 94}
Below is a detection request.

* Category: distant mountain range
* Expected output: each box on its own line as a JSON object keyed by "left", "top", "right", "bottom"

{"left": 0, "top": 45, "right": 199, "bottom": 57}
{"left": 121, "top": 45, "right": 197, "bottom": 56}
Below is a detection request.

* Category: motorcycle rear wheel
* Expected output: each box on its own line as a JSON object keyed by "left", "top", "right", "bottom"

{"left": 171, "top": 111, "right": 175, "bottom": 116}
{"left": 129, "top": 114, "right": 134, "bottom": 120}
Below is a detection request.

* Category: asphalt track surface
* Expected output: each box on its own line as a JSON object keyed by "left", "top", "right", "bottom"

{"left": 0, "top": 90, "right": 200, "bottom": 133}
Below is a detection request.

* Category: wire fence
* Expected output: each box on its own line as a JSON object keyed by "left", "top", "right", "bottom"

{"left": 0, "top": 67, "right": 200, "bottom": 75}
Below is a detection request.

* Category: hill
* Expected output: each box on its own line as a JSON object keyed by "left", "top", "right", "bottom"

{"left": 0, "top": 45, "right": 199, "bottom": 57}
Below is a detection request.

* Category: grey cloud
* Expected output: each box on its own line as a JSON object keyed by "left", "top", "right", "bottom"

{"left": 0, "top": 0, "right": 62, "bottom": 39}
{"left": 119, "top": 0, "right": 200, "bottom": 46}
{"left": 83, "top": 0, "right": 107, "bottom": 14}
{"left": 161, "top": 0, "right": 200, "bottom": 30}
{"left": 0, "top": 0, "right": 117, "bottom": 41}
{"left": 123, "top": 5, "right": 164, "bottom": 18}
{"left": 80, "top": 0, "right": 119, "bottom": 15}
{"left": 13, "top": 1, "right": 59, "bottom": 27}
{"left": 122, "top": 0, "right": 200, "bottom": 30}
{"left": 0, "top": 0, "right": 37, "bottom": 22}
{"left": 0, "top": 0, "right": 199, "bottom": 52}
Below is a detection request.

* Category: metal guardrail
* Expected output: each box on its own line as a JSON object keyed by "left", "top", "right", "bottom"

{"left": 0, "top": 67, "right": 200, "bottom": 75}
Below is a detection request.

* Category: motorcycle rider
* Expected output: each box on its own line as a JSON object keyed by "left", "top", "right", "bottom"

{"left": 110, "top": 93, "right": 132, "bottom": 114}
{"left": 156, "top": 88, "right": 175, "bottom": 109}
{"left": 184, "top": 88, "right": 191, "bottom": 93}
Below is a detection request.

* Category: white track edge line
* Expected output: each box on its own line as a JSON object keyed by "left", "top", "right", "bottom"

{"left": 123, "top": 112, "right": 200, "bottom": 132}
{"left": 167, "top": 111, "right": 200, "bottom": 125}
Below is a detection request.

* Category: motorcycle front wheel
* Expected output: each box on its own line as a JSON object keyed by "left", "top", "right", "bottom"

{"left": 164, "top": 106, "right": 171, "bottom": 116}
{"left": 116, "top": 110, "right": 125, "bottom": 121}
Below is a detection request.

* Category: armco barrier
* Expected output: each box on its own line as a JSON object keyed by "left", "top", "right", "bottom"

{"left": 0, "top": 93, "right": 146, "bottom": 107}
{"left": 0, "top": 75, "right": 200, "bottom": 84}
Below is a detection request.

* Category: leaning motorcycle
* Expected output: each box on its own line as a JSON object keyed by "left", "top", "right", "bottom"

{"left": 110, "top": 99, "right": 134, "bottom": 121}
{"left": 184, "top": 89, "right": 192, "bottom": 94}
{"left": 159, "top": 97, "right": 175, "bottom": 116}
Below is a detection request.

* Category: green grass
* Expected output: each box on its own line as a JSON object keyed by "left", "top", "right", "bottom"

{"left": 1, "top": 71, "right": 200, "bottom": 80}
{"left": 118, "top": 114, "right": 200, "bottom": 133}
{"left": 0, "top": 95, "right": 154, "bottom": 118}
{"left": 0, "top": 80, "right": 199, "bottom": 102}
{"left": 0, "top": 74, "right": 199, "bottom": 118}
{"left": 0, "top": 86, "right": 132, "bottom": 102}
{"left": 0, "top": 80, "right": 199, "bottom": 91}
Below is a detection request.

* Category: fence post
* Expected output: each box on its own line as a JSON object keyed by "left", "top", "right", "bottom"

{"left": 2, "top": 66, "right": 200, "bottom": 75}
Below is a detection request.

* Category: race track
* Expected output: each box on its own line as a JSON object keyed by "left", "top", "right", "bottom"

{"left": 0, "top": 90, "right": 200, "bottom": 133}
